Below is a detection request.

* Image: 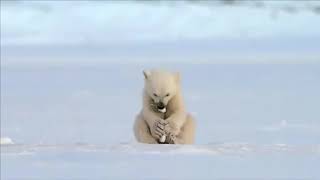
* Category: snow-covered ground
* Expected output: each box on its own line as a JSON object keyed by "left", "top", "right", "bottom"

{"left": 2, "top": 64, "right": 320, "bottom": 179}
{"left": 1, "top": 1, "right": 320, "bottom": 179}
{"left": 2, "top": 143, "right": 320, "bottom": 179}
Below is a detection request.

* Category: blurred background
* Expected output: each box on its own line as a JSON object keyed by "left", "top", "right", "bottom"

{"left": 1, "top": 0, "right": 320, "bottom": 145}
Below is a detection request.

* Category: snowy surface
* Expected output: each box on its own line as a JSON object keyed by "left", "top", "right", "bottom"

{"left": 2, "top": 64, "right": 320, "bottom": 179}
{"left": 2, "top": 65, "right": 320, "bottom": 145}
{"left": 2, "top": 1, "right": 320, "bottom": 65}
{"left": 2, "top": 143, "right": 320, "bottom": 179}
{"left": 1, "top": 1, "right": 320, "bottom": 179}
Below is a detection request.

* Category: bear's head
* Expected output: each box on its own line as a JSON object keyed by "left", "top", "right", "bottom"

{"left": 143, "top": 69, "right": 180, "bottom": 113}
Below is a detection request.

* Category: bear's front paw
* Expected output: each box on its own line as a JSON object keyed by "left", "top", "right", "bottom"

{"left": 151, "top": 119, "right": 168, "bottom": 140}
{"left": 164, "top": 123, "right": 180, "bottom": 137}
{"left": 165, "top": 133, "right": 177, "bottom": 144}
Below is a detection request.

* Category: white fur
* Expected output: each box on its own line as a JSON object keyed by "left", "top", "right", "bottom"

{"left": 134, "top": 69, "right": 196, "bottom": 144}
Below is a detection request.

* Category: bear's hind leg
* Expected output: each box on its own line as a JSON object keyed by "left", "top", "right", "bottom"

{"left": 134, "top": 114, "right": 158, "bottom": 144}
{"left": 174, "top": 114, "right": 196, "bottom": 144}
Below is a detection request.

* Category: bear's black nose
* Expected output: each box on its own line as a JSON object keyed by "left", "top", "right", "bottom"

{"left": 157, "top": 102, "right": 165, "bottom": 110}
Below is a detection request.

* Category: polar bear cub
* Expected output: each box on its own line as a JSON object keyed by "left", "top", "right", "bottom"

{"left": 134, "top": 69, "right": 195, "bottom": 144}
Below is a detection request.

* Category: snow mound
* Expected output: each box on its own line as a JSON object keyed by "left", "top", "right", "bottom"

{"left": 0, "top": 137, "right": 14, "bottom": 145}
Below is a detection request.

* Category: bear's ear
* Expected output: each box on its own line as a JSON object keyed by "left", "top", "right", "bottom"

{"left": 143, "top": 70, "right": 151, "bottom": 79}
{"left": 175, "top": 72, "right": 181, "bottom": 83}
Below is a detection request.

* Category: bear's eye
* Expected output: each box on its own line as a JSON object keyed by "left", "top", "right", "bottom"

{"left": 166, "top": 93, "right": 170, "bottom": 97}
{"left": 153, "top": 93, "right": 158, "bottom": 97}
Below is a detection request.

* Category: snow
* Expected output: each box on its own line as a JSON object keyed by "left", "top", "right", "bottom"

{"left": 2, "top": 1, "right": 320, "bottom": 45}
{"left": 1, "top": 1, "right": 320, "bottom": 179}
{"left": 2, "top": 64, "right": 320, "bottom": 179}
{"left": 0, "top": 137, "right": 14, "bottom": 145}
{"left": 2, "top": 143, "right": 320, "bottom": 179}
{"left": 1, "top": 1, "right": 320, "bottom": 66}
{"left": 2, "top": 143, "right": 319, "bottom": 156}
